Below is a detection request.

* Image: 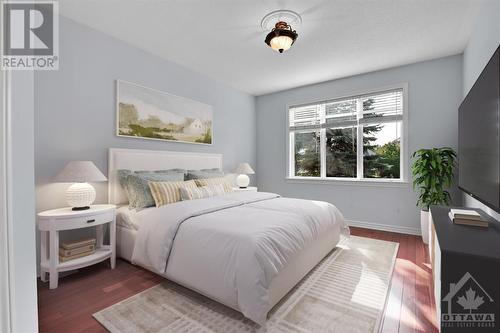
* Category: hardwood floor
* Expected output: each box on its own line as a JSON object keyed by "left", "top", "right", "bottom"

{"left": 349, "top": 228, "right": 439, "bottom": 333}
{"left": 37, "top": 227, "right": 438, "bottom": 333}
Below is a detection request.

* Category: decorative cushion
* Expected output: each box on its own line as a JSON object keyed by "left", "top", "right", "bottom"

{"left": 135, "top": 169, "right": 187, "bottom": 175}
{"left": 194, "top": 177, "right": 234, "bottom": 193}
{"left": 180, "top": 184, "right": 226, "bottom": 201}
{"left": 125, "top": 172, "right": 184, "bottom": 209}
{"left": 118, "top": 169, "right": 185, "bottom": 187}
{"left": 185, "top": 169, "right": 224, "bottom": 180}
{"left": 149, "top": 180, "right": 198, "bottom": 207}
{"left": 154, "top": 169, "right": 187, "bottom": 176}
{"left": 117, "top": 169, "right": 133, "bottom": 189}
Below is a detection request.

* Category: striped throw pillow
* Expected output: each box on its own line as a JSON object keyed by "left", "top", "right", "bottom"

{"left": 180, "top": 184, "right": 226, "bottom": 201}
{"left": 148, "top": 180, "right": 198, "bottom": 207}
{"left": 125, "top": 172, "right": 184, "bottom": 209}
{"left": 194, "top": 177, "right": 234, "bottom": 193}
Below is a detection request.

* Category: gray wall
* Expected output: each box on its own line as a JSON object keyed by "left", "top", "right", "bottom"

{"left": 34, "top": 17, "right": 256, "bottom": 271}
{"left": 461, "top": 0, "right": 500, "bottom": 219}
{"left": 35, "top": 17, "right": 256, "bottom": 213}
{"left": 256, "top": 55, "right": 463, "bottom": 233}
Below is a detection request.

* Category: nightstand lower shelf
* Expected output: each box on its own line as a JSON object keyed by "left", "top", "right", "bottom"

{"left": 41, "top": 247, "right": 112, "bottom": 273}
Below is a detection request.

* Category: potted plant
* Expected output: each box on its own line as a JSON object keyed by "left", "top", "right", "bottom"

{"left": 411, "top": 147, "right": 456, "bottom": 244}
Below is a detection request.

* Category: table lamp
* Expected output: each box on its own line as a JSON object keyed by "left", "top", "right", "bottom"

{"left": 54, "top": 161, "right": 107, "bottom": 210}
{"left": 235, "top": 162, "right": 255, "bottom": 188}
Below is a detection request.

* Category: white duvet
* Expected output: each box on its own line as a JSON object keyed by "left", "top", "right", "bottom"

{"left": 131, "top": 191, "right": 348, "bottom": 324}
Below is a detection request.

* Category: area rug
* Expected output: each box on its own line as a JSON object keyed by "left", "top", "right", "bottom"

{"left": 94, "top": 236, "right": 398, "bottom": 333}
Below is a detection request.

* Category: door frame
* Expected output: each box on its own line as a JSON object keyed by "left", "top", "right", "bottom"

{"left": 0, "top": 70, "right": 13, "bottom": 333}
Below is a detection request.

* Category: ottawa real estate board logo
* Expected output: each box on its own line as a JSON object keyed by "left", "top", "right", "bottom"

{"left": 442, "top": 272, "right": 495, "bottom": 329}
{"left": 1, "top": 1, "right": 59, "bottom": 70}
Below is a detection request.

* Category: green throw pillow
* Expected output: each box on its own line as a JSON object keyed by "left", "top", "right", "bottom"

{"left": 125, "top": 172, "right": 184, "bottom": 209}
{"left": 185, "top": 169, "right": 224, "bottom": 180}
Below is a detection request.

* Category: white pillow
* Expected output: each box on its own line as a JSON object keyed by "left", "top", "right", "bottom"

{"left": 180, "top": 184, "right": 226, "bottom": 201}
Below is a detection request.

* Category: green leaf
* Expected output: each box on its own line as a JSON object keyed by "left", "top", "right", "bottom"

{"left": 411, "top": 147, "right": 457, "bottom": 208}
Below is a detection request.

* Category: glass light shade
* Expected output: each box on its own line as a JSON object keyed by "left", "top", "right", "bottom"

{"left": 270, "top": 35, "right": 294, "bottom": 53}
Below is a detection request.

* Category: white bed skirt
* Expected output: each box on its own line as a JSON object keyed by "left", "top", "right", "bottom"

{"left": 116, "top": 223, "right": 341, "bottom": 315}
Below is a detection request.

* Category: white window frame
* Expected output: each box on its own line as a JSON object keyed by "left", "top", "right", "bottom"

{"left": 286, "top": 83, "right": 409, "bottom": 187}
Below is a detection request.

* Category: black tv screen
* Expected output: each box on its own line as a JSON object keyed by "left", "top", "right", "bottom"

{"left": 459, "top": 45, "right": 500, "bottom": 212}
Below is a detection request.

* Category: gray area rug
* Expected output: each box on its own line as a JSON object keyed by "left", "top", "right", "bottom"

{"left": 94, "top": 236, "right": 398, "bottom": 332}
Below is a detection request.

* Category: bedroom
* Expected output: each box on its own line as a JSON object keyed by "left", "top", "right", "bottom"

{"left": 1, "top": 0, "right": 500, "bottom": 332}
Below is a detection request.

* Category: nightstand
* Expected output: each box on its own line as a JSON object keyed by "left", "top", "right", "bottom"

{"left": 37, "top": 204, "right": 116, "bottom": 289}
{"left": 232, "top": 186, "right": 258, "bottom": 192}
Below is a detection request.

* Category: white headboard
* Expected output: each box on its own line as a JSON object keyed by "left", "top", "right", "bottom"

{"left": 108, "top": 148, "right": 223, "bottom": 205}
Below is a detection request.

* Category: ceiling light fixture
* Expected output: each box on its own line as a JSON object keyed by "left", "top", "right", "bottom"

{"left": 261, "top": 10, "right": 301, "bottom": 54}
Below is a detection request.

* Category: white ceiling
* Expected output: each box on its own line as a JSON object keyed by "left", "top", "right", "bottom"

{"left": 59, "top": 0, "right": 480, "bottom": 96}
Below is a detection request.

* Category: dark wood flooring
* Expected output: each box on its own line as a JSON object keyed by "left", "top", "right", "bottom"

{"left": 37, "top": 227, "right": 438, "bottom": 332}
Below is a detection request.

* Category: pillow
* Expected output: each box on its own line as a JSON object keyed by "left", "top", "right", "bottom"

{"left": 126, "top": 172, "right": 184, "bottom": 209}
{"left": 117, "top": 169, "right": 133, "bottom": 189}
{"left": 135, "top": 168, "right": 187, "bottom": 175}
{"left": 149, "top": 180, "right": 198, "bottom": 207}
{"left": 118, "top": 169, "right": 185, "bottom": 188}
{"left": 180, "top": 184, "right": 226, "bottom": 201}
{"left": 185, "top": 169, "right": 224, "bottom": 180}
{"left": 194, "top": 177, "right": 234, "bottom": 193}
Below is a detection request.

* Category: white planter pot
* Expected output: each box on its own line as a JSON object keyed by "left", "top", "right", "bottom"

{"left": 421, "top": 210, "right": 430, "bottom": 244}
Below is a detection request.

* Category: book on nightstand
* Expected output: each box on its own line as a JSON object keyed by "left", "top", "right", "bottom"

{"left": 59, "top": 249, "right": 96, "bottom": 262}
{"left": 59, "top": 238, "right": 97, "bottom": 262}
{"left": 59, "top": 244, "right": 95, "bottom": 257}
{"left": 61, "top": 238, "right": 96, "bottom": 250}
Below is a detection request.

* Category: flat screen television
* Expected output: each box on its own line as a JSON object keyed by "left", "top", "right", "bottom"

{"left": 459, "top": 45, "right": 500, "bottom": 212}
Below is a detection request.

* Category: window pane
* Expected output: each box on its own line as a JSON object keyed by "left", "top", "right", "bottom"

{"left": 363, "top": 121, "right": 401, "bottom": 178}
{"left": 362, "top": 90, "right": 403, "bottom": 118}
{"left": 294, "top": 131, "right": 320, "bottom": 177}
{"left": 289, "top": 104, "right": 320, "bottom": 127}
{"left": 325, "top": 99, "right": 356, "bottom": 119}
{"left": 326, "top": 127, "right": 357, "bottom": 178}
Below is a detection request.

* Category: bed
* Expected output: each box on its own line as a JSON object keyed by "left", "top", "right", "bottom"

{"left": 109, "top": 148, "right": 348, "bottom": 325}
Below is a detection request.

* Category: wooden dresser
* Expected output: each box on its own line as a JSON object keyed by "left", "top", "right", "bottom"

{"left": 429, "top": 206, "right": 500, "bottom": 333}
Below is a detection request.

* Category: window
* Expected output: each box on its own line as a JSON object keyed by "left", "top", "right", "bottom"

{"left": 288, "top": 87, "right": 406, "bottom": 181}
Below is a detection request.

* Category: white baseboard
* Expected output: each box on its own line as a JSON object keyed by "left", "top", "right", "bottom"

{"left": 346, "top": 219, "right": 421, "bottom": 236}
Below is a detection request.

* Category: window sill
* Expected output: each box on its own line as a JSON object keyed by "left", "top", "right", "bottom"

{"left": 285, "top": 177, "right": 410, "bottom": 188}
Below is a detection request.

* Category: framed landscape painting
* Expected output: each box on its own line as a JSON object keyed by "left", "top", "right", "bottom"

{"left": 116, "top": 80, "right": 213, "bottom": 145}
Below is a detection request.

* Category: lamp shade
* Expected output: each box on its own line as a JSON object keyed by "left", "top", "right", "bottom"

{"left": 54, "top": 161, "right": 107, "bottom": 183}
{"left": 235, "top": 163, "right": 255, "bottom": 175}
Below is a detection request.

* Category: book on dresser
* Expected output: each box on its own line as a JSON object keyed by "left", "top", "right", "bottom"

{"left": 448, "top": 209, "right": 489, "bottom": 228}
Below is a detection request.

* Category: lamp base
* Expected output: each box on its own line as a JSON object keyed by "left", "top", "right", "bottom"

{"left": 236, "top": 174, "right": 250, "bottom": 188}
{"left": 66, "top": 182, "right": 96, "bottom": 210}
{"left": 72, "top": 206, "right": 90, "bottom": 211}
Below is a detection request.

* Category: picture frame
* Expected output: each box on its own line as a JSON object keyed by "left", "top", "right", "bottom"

{"left": 116, "top": 80, "right": 213, "bottom": 145}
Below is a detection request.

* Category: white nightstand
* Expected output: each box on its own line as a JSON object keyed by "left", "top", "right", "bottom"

{"left": 232, "top": 186, "right": 258, "bottom": 192}
{"left": 37, "top": 204, "right": 116, "bottom": 289}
